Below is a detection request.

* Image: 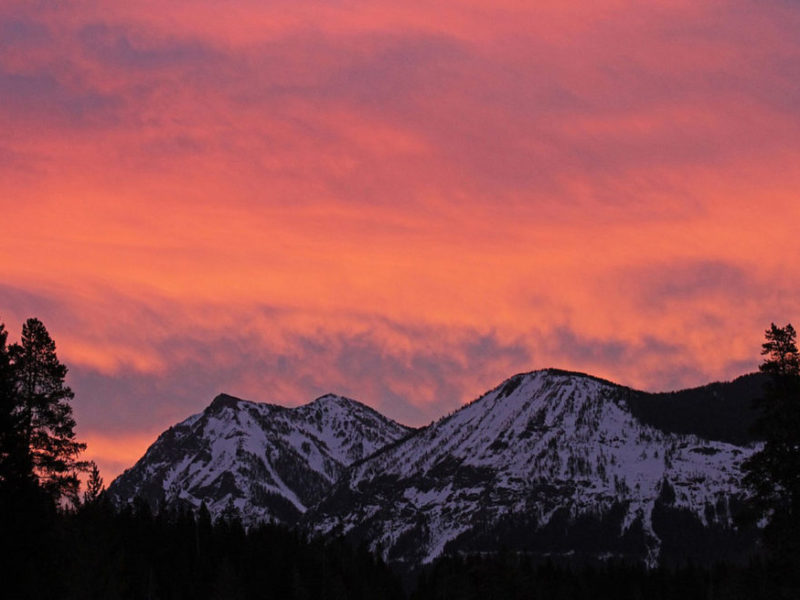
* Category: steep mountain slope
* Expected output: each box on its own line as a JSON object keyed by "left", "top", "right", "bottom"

{"left": 108, "top": 393, "right": 411, "bottom": 524}
{"left": 309, "top": 370, "right": 756, "bottom": 569}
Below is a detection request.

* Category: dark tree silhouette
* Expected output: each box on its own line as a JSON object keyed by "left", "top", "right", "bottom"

{"left": 1, "top": 318, "right": 88, "bottom": 599}
{"left": 742, "top": 323, "right": 800, "bottom": 579}
{"left": 83, "top": 461, "right": 104, "bottom": 505}
{"left": 9, "top": 318, "right": 87, "bottom": 505}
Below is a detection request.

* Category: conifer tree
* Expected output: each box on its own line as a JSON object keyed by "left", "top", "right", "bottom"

{"left": 9, "top": 318, "right": 87, "bottom": 504}
{"left": 742, "top": 323, "right": 800, "bottom": 567}
{"left": 83, "top": 460, "right": 104, "bottom": 504}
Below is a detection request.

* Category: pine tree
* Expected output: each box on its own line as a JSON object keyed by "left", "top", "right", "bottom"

{"left": 1, "top": 319, "right": 73, "bottom": 598}
{"left": 759, "top": 323, "right": 800, "bottom": 378}
{"left": 83, "top": 460, "right": 104, "bottom": 504}
{"left": 742, "top": 323, "right": 800, "bottom": 569}
{"left": 9, "top": 318, "right": 87, "bottom": 505}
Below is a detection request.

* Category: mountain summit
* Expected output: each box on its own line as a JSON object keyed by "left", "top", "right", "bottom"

{"left": 107, "top": 392, "right": 411, "bottom": 524}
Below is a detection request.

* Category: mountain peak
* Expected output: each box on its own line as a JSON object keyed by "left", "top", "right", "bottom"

{"left": 306, "top": 393, "right": 393, "bottom": 422}
{"left": 204, "top": 393, "right": 272, "bottom": 414}
{"left": 109, "top": 389, "right": 410, "bottom": 526}
{"left": 206, "top": 394, "right": 241, "bottom": 413}
{"left": 211, "top": 393, "right": 243, "bottom": 406}
{"left": 312, "top": 369, "right": 753, "bottom": 568}
{"left": 310, "top": 392, "right": 351, "bottom": 406}
{"left": 505, "top": 368, "right": 622, "bottom": 388}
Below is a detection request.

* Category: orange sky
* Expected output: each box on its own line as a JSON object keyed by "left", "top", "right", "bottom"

{"left": 2, "top": 0, "right": 799, "bottom": 482}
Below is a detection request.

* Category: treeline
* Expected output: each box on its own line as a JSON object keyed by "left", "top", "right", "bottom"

{"left": 625, "top": 373, "right": 766, "bottom": 445}
{"left": 12, "top": 498, "right": 795, "bottom": 600}
{"left": 9, "top": 496, "right": 405, "bottom": 600}
{"left": 412, "top": 553, "right": 789, "bottom": 600}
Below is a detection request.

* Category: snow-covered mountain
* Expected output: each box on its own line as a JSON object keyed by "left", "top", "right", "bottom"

{"left": 109, "top": 369, "right": 761, "bottom": 569}
{"left": 308, "top": 370, "right": 757, "bottom": 569}
{"left": 107, "top": 392, "right": 412, "bottom": 524}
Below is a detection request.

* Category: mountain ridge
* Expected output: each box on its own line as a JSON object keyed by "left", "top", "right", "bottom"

{"left": 107, "top": 391, "right": 411, "bottom": 524}
{"left": 308, "top": 370, "right": 757, "bottom": 569}
{"left": 108, "top": 368, "right": 764, "bottom": 570}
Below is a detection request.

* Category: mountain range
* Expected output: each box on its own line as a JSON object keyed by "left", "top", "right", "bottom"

{"left": 108, "top": 369, "right": 764, "bottom": 569}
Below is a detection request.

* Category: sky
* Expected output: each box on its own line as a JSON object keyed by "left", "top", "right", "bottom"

{"left": 2, "top": 0, "right": 799, "bottom": 482}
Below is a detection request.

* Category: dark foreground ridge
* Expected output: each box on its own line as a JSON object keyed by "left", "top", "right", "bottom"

{"left": 8, "top": 493, "right": 794, "bottom": 600}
